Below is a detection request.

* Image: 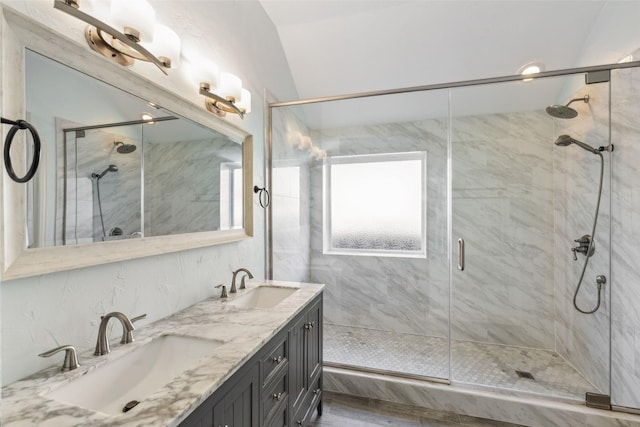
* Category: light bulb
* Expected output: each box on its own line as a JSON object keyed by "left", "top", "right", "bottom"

{"left": 110, "top": 0, "right": 156, "bottom": 43}
{"left": 142, "top": 24, "right": 181, "bottom": 68}
{"left": 237, "top": 88, "right": 252, "bottom": 113}
{"left": 219, "top": 72, "right": 242, "bottom": 101}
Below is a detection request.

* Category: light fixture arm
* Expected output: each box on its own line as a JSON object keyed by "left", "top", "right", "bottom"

{"left": 199, "top": 86, "right": 245, "bottom": 119}
{"left": 53, "top": 0, "right": 168, "bottom": 76}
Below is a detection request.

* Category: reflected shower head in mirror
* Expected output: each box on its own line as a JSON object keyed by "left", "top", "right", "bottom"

{"left": 546, "top": 95, "right": 589, "bottom": 119}
{"left": 114, "top": 141, "right": 137, "bottom": 154}
{"left": 91, "top": 164, "right": 118, "bottom": 179}
{"left": 554, "top": 135, "right": 599, "bottom": 154}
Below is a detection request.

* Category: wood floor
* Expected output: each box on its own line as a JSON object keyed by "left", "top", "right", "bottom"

{"left": 307, "top": 392, "right": 525, "bottom": 427}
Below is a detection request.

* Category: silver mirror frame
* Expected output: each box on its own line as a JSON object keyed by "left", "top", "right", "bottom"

{"left": 0, "top": 7, "right": 253, "bottom": 280}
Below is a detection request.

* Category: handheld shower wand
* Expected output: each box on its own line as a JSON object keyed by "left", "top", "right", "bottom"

{"left": 554, "top": 135, "right": 600, "bottom": 154}
{"left": 91, "top": 164, "right": 118, "bottom": 240}
{"left": 91, "top": 164, "right": 118, "bottom": 179}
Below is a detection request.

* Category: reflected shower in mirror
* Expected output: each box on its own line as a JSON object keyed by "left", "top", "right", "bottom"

{"left": 26, "top": 50, "right": 244, "bottom": 248}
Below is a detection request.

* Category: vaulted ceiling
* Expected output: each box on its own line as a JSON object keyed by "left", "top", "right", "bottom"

{"left": 259, "top": 1, "right": 640, "bottom": 101}
{"left": 258, "top": 1, "right": 640, "bottom": 128}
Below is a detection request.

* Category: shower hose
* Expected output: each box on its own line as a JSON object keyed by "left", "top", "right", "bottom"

{"left": 573, "top": 151, "right": 604, "bottom": 314}
{"left": 94, "top": 178, "right": 107, "bottom": 241}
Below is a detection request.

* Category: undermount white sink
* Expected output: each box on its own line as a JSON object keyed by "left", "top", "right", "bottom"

{"left": 228, "top": 286, "right": 298, "bottom": 309}
{"left": 46, "top": 335, "right": 222, "bottom": 416}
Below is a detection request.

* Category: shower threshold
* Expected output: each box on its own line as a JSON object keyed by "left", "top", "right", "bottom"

{"left": 324, "top": 324, "right": 598, "bottom": 402}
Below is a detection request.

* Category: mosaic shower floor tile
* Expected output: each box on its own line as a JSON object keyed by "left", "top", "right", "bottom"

{"left": 324, "top": 323, "right": 598, "bottom": 401}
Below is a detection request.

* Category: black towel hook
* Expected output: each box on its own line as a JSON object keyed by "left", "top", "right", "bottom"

{"left": 2, "top": 117, "right": 41, "bottom": 183}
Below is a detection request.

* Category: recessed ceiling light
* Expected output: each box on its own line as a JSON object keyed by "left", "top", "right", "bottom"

{"left": 142, "top": 113, "right": 155, "bottom": 124}
{"left": 521, "top": 65, "right": 541, "bottom": 74}
{"left": 518, "top": 61, "right": 545, "bottom": 81}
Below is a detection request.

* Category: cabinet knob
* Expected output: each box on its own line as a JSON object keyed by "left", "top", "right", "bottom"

{"left": 297, "top": 421, "right": 303, "bottom": 426}
{"left": 272, "top": 355, "right": 283, "bottom": 364}
{"left": 304, "top": 321, "right": 314, "bottom": 330}
{"left": 272, "top": 392, "right": 283, "bottom": 401}
{"left": 313, "top": 388, "right": 321, "bottom": 395}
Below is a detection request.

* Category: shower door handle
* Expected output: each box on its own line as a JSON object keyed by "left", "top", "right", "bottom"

{"left": 458, "top": 238, "right": 465, "bottom": 271}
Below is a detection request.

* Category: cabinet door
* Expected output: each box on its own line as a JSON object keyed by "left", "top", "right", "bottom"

{"left": 305, "top": 299, "right": 323, "bottom": 385}
{"left": 216, "top": 363, "right": 259, "bottom": 427}
{"left": 289, "top": 314, "right": 307, "bottom": 416}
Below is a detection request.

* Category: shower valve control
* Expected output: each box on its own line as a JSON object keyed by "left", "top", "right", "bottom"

{"left": 571, "top": 234, "right": 595, "bottom": 260}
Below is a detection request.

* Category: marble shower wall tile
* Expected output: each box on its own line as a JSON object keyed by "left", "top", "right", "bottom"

{"left": 553, "top": 81, "right": 611, "bottom": 394}
{"left": 271, "top": 106, "right": 313, "bottom": 282}
{"left": 143, "top": 135, "right": 239, "bottom": 236}
{"left": 272, "top": 109, "right": 556, "bottom": 347}
{"left": 307, "top": 119, "right": 450, "bottom": 339}
{"left": 611, "top": 62, "right": 640, "bottom": 409}
{"left": 451, "top": 111, "right": 556, "bottom": 349}
{"left": 68, "top": 126, "right": 142, "bottom": 243}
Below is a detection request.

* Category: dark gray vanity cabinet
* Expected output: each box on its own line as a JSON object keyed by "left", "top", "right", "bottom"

{"left": 213, "top": 364, "right": 260, "bottom": 427}
{"left": 179, "top": 293, "right": 322, "bottom": 427}
{"left": 289, "top": 298, "right": 323, "bottom": 427}
{"left": 180, "top": 362, "right": 259, "bottom": 427}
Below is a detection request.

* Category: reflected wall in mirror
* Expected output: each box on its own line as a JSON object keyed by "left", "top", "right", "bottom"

{"left": 26, "top": 50, "right": 244, "bottom": 248}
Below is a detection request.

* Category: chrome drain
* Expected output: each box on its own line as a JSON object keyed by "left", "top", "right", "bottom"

{"left": 515, "top": 370, "right": 535, "bottom": 380}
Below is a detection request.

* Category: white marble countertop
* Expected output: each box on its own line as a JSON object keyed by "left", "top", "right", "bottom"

{"left": 1, "top": 280, "right": 324, "bottom": 427}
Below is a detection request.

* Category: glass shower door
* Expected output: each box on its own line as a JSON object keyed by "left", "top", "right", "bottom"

{"left": 270, "top": 89, "right": 452, "bottom": 381}
{"left": 450, "top": 73, "right": 611, "bottom": 401}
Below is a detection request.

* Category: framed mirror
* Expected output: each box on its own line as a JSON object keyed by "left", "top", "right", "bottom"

{"left": 1, "top": 8, "right": 253, "bottom": 280}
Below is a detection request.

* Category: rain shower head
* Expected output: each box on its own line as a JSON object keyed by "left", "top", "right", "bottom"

{"left": 554, "top": 135, "right": 599, "bottom": 154}
{"left": 92, "top": 164, "right": 118, "bottom": 179}
{"left": 546, "top": 95, "right": 590, "bottom": 119}
{"left": 114, "top": 141, "right": 137, "bottom": 154}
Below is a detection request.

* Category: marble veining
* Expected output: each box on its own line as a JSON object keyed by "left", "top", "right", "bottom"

{"left": 324, "top": 368, "right": 640, "bottom": 427}
{"left": 553, "top": 81, "right": 611, "bottom": 394}
{"left": 144, "top": 136, "right": 240, "bottom": 237}
{"left": 296, "top": 110, "right": 554, "bottom": 347}
{"left": 1, "top": 280, "right": 323, "bottom": 427}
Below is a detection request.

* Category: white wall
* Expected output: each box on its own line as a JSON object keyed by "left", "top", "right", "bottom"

{"left": 0, "top": 0, "right": 297, "bottom": 385}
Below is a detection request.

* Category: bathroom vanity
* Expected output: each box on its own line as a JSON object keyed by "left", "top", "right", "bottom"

{"left": 1, "top": 281, "right": 323, "bottom": 427}
{"left": 180, "top": 293, "right": 323, "bottom": 427}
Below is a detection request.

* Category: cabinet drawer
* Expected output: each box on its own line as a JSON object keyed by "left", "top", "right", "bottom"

{"left": 265, "top": 400, "right": 287, "bottom": 427}
{"left": 292, "top": 376, "right": 321, "bottom": 427}
{"left": 263, "top": 371, "right": 288, "bottom": 424}
{"left": 261, "top": 337, "right": 288, "bottom": 384}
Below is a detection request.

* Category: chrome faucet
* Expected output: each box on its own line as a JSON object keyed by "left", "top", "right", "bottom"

{"left": 94, "top": 312, "right": 146, "bottom": 356}
{"left": 231, "top": 268, "right": 254, "bottom": 293}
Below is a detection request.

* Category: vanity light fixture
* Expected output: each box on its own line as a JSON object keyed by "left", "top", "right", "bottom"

{"left": 198, "top": 72, "right": 251, "bottom": 119}
{"left": 53, "top": 0, "right": 181, "bottom": 75}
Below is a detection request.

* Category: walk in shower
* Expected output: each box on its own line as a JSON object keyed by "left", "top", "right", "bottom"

{"left": 266, "top": 60, "right": 640, "bottom": 415}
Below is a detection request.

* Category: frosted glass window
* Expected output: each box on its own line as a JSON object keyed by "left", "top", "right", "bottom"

{"left": 323, "top": 152, "right": 426, "bottom": 258}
